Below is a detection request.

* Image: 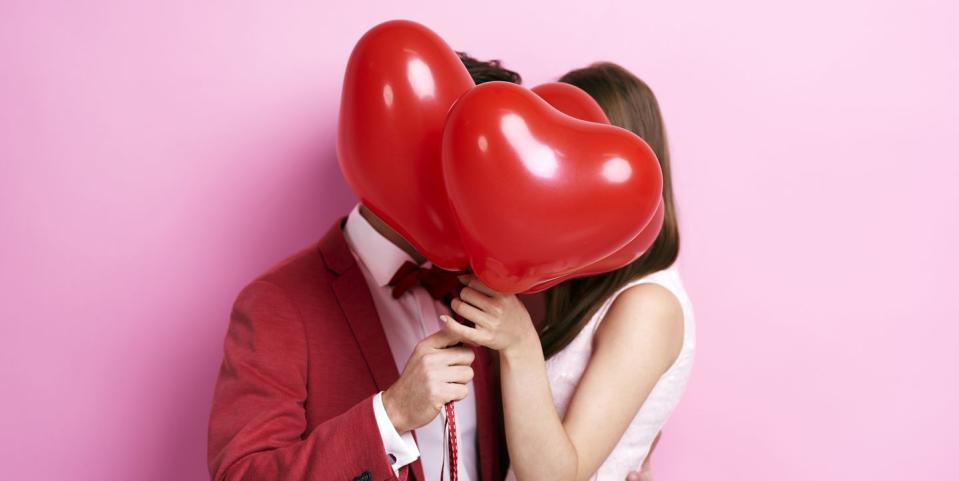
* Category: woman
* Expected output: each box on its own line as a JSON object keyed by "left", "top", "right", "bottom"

{"left": 442, "top": 62, "right": 696, "bottom": 480}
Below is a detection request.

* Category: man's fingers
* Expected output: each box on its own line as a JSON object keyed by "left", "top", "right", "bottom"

{"left": 443, "top": 365, "right": 474, "bottom": 384}
{"left": 650, "top": 431, "right": 662, "bottom": 452}
{"left": 443, "top": 383, "right": 469, "bottom": 402}
{"left": 437, "top": 344, "right": 475, "bottom": 366}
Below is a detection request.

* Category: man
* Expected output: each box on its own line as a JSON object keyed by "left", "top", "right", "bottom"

{"left": 208, "top": 54, "right": 655, "bottom": 481}
{"left": 208, "top": 54, "right": 518, "bottom": 481}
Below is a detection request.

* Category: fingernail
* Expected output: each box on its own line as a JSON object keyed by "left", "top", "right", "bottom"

{"left": 457, "top": 275, "right": 469, "bottom": 284}
{"left": 440, "top": 315, "right": 450, "bottom": 323}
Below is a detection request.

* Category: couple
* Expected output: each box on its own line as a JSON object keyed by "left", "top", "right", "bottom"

{"left": 207, "top": 54, "right": 695, "bottom": 481}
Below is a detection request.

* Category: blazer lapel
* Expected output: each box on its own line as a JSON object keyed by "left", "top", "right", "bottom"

{"left": 333, "top": 268, "right": 400, "bottom": 391}
{"left": 321, "top": 220, "right": 427, "bottom": 481}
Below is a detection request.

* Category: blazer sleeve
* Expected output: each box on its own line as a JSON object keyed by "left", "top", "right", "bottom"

{"left": 208, "top": 280, "right": 404, "bottom": 481}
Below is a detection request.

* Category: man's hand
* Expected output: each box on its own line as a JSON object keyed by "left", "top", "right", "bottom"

{"left": 382, "top": 329, "right": 475, "bottom": 433}
{"left": 625, "top": 466, "right": 652, "bottom": 481}
{"left": 625, "top": 431, "right": 661, "bottom": 481}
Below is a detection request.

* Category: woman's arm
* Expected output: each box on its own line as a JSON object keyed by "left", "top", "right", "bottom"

{"left": 444, "top": 277, "right": 683, "bottom": 481}
{"left": 559, "top": 282, "right": 683, "bottom": 479}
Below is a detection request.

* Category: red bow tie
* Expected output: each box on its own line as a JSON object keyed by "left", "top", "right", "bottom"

{"left": 387, "top": 260, "right": 465, "bottom": 305}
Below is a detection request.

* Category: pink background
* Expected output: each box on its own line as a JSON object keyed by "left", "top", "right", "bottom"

{"left": 2, "top": 1, "right": 957, "bottom": 480}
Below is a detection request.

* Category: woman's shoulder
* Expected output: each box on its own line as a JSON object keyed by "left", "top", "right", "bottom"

{"left": 621, "top": 267, "right": 693, "bottom": 316}
{"left": 606, "top": 267, "right": 688, "bottom": 327}
{"left": 602, "top": 281, "right": 684, "bottom": 338}
{"left": 593, "top": 274, "right": 685, "bottom": 373}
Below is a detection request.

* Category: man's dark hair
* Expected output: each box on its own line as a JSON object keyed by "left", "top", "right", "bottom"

{"left": 457, "top": 52, "right": 522, "bottom": 85}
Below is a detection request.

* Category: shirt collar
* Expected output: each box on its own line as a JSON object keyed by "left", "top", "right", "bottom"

{"left": 343, "top": 204, "right": 416, "bottom": 287}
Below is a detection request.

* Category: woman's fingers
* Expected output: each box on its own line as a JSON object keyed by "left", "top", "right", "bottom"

{"left": 469, "top": 279, "right": 500, "bottom": 297}
{"left": 451, "top": 298, "right": 495, "bottom": 327}
{"left": 458, "top": 275, "right": 500, "bottom": 297}
{"left": 458, "top": 287, "right": 498, "bottom": 322}
{"left": 441, "top": 315, "right": 490, "bottom": 347}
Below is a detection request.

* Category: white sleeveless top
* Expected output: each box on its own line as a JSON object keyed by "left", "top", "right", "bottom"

{"left": 506, "top": 267, "right": 696, "bottom": 481}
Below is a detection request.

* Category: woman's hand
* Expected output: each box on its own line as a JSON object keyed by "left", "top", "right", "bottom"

{"left": 441, "top": 275, "right": 540, "bottom": 357}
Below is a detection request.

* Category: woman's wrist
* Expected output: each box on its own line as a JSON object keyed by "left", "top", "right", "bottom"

{"left": 502, "top": 328, "right": 543, "bottom": 365}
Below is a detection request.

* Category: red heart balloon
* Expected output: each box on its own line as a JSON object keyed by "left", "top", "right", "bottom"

{"left": 337, "top": 20, "right": 473, "bottom": 269}
{"left": 526, "top": 200, "right": 665, "bottom": 293}
{"left": 526, "top": 82, "right": 666, "bottom": 292}
{"left": 443, "top": 82, "right": 663, "bottom": 293}
{"left": 532, "top": 82, "right": 610, "bottom": 125}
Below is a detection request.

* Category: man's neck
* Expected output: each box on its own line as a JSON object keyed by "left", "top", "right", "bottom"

{"left": 358, "top": 205, "right": 427, "bottom": 264}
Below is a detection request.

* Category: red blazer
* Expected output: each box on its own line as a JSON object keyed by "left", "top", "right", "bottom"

{"left": 208, "top": 220, "right": 508, "bottom": 481}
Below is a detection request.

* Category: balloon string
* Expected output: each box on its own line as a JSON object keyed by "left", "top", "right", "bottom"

{"left": 445, "top": 401, "right": 458, "bottom": 481}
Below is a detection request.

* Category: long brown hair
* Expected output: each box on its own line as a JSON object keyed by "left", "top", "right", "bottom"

{"left": 540, "top": 62, "right": 680, "bottom": 359}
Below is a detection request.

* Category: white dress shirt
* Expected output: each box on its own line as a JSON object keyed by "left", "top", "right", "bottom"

{"left": 343, "top": 204, "right": 478, "bottom": 481}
